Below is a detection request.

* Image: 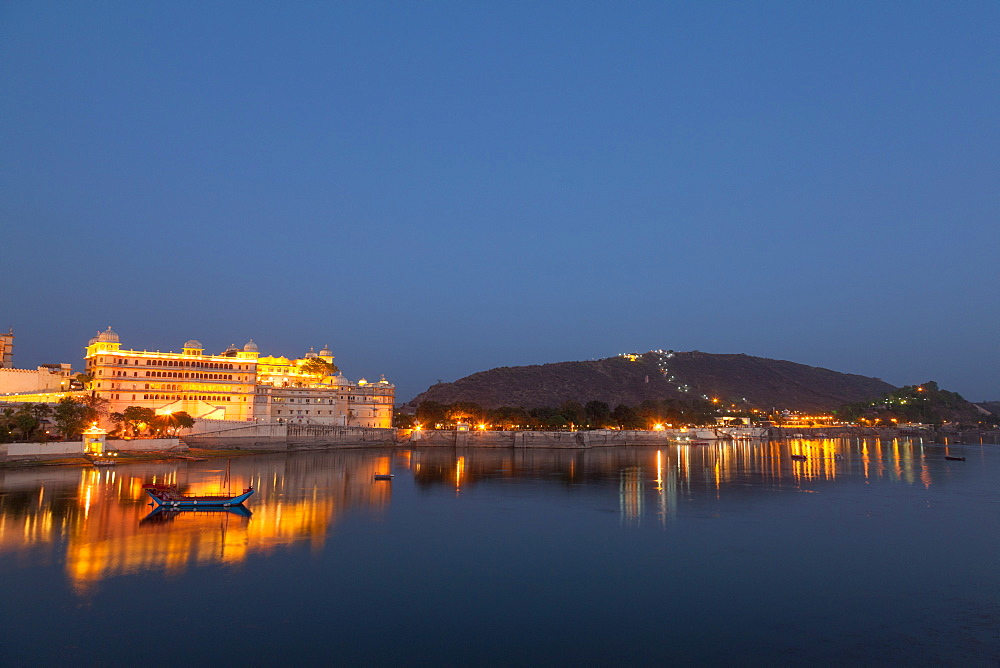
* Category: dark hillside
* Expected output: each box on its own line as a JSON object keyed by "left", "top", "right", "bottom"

{"left": 408, "top": 351, "right": 896, "bottom": 412}
{"left": 976, "top": 401, "right": 1000, "bottom": 417}
{"left": 665, "top": 351, "right": 894, "bottom": 411}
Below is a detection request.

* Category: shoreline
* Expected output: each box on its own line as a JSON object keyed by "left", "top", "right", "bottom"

{"left": 2, "top": 429, "right": 998, "bottom": 471}
{"left": 0, "top": 447, "right": 278, "bottom": 470}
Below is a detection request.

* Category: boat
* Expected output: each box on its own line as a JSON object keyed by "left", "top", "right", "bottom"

{"left": 143, "top": 483, "right": 255, "bottom": 508}
{"left": 944, "top": 455, "right": 966, "bottom": 461}
{"left": 690, "top": 440, "right": 711, "bottom": 446}
{"left": 91, "top": 458, "right": 116, "bottom": 467}
{"left": 373, "top": 473, "right": 394, "bottom": 480}
{"left": 790, "top": 454, "right": 808, "bottom": 461}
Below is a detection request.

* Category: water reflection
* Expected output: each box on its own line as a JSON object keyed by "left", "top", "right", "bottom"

{"left": 0, "top": 438, "right": 978, "bottom": 593}
{"left": 404, "top": 437, "right": 960, "bottom": 524}
{"left": 0, "top": 451, "right": 394, "bottom": 593}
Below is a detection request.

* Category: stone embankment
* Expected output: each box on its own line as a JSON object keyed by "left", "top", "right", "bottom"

{"left": 180, "top": 423, "right": 395, "bottom": 450}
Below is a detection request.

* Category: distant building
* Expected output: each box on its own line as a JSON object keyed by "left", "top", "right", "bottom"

{"left": 0, "top": 327, "right": 75, "bottom": 395}
{"left": 0, "top": 327, "right": 13, "bottom": 368}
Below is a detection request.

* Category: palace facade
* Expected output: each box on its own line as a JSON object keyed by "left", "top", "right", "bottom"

{"left": 84, "top": 328, "right": 393, "bottom": 427}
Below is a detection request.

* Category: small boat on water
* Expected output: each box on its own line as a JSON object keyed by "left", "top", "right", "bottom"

{"left": 373, "top": 473, "right": 394, "bottom": 481}
{"left": 944, "top": 455, "right": 966, "bottom": 461}
{"left": 690, "top": 441, "right": 711, "bottom": 446}
{"left": 143, "top": 483, "right": 255, "bottom": 508}
{"left": 790, "top": 454, "right": 808, "bottom": 461}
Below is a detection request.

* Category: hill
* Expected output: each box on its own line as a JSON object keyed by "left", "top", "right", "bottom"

{"left": 408, "top": 351, "right": 896, "bottom": 412}
{"left": 838, "top": 382, "right": 998, "bottom": 427}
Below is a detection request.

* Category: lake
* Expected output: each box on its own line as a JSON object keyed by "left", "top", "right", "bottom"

{"left": 1, "top": 437, "right": 997, "bottom": 666}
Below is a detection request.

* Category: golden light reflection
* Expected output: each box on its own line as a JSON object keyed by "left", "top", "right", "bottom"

{"left": 0, "top": 453, "right": 392, "bottom": 594}
{"left": 455, "top": 455, "right": 465, "bottom": 491}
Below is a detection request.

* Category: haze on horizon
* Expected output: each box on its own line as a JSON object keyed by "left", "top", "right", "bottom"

{"left": 2, "top": 2, "right": 998, "bottom": 403}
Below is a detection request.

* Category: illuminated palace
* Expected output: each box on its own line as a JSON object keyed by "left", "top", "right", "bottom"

{"left": 85, "top": 328, "right": 393, "bottom": 427}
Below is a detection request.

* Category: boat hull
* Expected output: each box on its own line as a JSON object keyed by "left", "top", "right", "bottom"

{"left": 144, "top": 486, "right": 255, "bottom": 508}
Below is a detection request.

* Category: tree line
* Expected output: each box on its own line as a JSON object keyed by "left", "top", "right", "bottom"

{"left": 396, "top": 397, "right": 731, "bottom": 430}
{"left": 0, "top": 397, "right": 196, "bottom": 442}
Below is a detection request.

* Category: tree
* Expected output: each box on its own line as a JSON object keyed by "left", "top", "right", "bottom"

{"left": 299, "top": 358, "right": 339, "bottom": 383}
{"left": 585, "top": 401, "right": 612, "bottom": 428}
{"left": 109, "top": 411, "right": 126, "bottom": 436}
{"left": 151, "top": 410, "right": 196, "bottom": 436}
{"left": 611, "top": 404, "right": 641, "bottom": 430}
{"left": 53, "top": 397, "right": 89, "bottom": 439}
{"left": 416, "top": 401, "right": 448, "bottom": 428}
{"left": 558, "top": 401, "right": 585, "bottom": 429}
{"left": 545, "top": 414, "right": 569, "bottom": 429}
{"left": 488, "top": 406, "right": 530, "bottom": 430}
{"left": 636, "top": 400, "right": 665, "bottom": 429}
{"left": 447, "top": 401, "right": 485, "bottom": 425}
{"left": 173, "top": 411, "right": 195, "bottom": 431}
{"left": 11, "top": 404, "right": 50, "bottom": 441}
{"left": 121, "top": 406, "right": 156, "bottom": 437}
{"left": 79, "top": 394, "right": 110, "bottom": 423}
{"left": 13, "top": 409, "right": 39, "bottom": 441}
{"left": 393, "top": 410, "right": 416, "bottom": 429}
{"left": 0, "top": 407, "right": 15, "bottom": 443}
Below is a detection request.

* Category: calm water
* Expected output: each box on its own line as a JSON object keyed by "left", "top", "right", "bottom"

{"left": 0, "top": 438, "right": 997, "bottom": 666}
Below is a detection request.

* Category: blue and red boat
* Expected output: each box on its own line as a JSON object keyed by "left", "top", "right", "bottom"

{"left": 143, "top": 483, "right": 255, "bottom": 508}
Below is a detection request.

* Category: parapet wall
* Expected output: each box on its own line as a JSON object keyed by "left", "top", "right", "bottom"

{"left": 108, "top": 438, "right": 182, "bottom": 452}
{"left": 0, "top": 367, "right": 70, "bottom": 394}
{"left": 286, "top": 424, "right": 395, "bottom": 448}
{"left": 3, "top": 440, "right": 83, "bottom": 458}
{"left": 1, "top": 437, "right": 181, "bottom": 461}
{"left": 181, "top": 422, "right": 395, "bottom": 450}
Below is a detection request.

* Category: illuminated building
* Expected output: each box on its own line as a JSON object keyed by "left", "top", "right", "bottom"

{"left": 85, "top": 329, "right": 257, "bottom": 421}
{"left": 0, "top": 326, "right": 74, "bottom": 395}
{"left": 84, "top": 328, "right": 394, "bottom": 427}
{"left": 778, "top": 412, "right": 837, "bottom": 427}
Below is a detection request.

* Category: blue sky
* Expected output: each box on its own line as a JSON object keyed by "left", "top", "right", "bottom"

{"left": 2, "top": 2, "right": 998, "bottom": 402}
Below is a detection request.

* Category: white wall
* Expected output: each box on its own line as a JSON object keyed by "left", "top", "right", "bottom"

{"left": 6, "top": 441, "right": 83, "bottom": 456}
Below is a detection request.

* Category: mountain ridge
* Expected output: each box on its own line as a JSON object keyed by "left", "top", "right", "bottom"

{"left": 407, "top": 350, "right": 897, "bottom": 412}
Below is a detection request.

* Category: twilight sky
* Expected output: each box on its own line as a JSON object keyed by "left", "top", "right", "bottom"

{"left": 2, "top": 2, "right": 998, "bottom": 402}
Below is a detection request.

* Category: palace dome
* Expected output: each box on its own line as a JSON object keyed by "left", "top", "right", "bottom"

{"left": 244, "top": 339, "right": 259, "bottom": 352}
{"left": 184, "top": 339, "right": 203, "bottom": 350}
{"left": 319, "top": 345, "right": 333, "bottom": 357}
{"left": 304, "top": 347, "right": 318, "bottom": 359}
{"left": 97, "top": 327, "right": 119, "bottom": 343}
{"left": 88, "top": 332, "right": 100, "bottom": 345}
